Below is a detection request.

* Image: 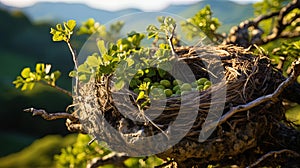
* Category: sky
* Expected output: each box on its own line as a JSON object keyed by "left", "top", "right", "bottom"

{"left": 0, "top": 0, "right": 262, "bottom": 11}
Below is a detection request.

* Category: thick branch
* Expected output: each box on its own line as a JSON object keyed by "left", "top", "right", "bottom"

{"left": 24, "top": 107, "right": 78, "bottom": 121}
{"left": 24, "top": 107, "right": 86, "bottom": 133}
{"left": 225, "top": 0, "right": 300, "bottom": 47}
{"left": 262, "top": 0, "right": 300, "bottom": 44}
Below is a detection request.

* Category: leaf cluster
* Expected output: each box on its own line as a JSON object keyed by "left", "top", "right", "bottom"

{"left": 77, "top": 18, "right": 124, "bottom": 42}
{"left": 13, "top": 63, "right": 61, "bottom": 91}
{"left": 181, "top": 5, "right": 221, "bottom": 42}
{"left": 50, "top": 20, "right": 76, "bottom": 42}
{"left": 273, "top": 40, "right": 300, "bottom": 75}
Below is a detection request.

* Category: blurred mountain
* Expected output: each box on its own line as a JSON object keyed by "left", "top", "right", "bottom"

{"left": 1, "top": 0, "right": 254, "bottom": 32}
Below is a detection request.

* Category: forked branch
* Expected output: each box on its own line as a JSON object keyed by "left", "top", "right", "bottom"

{"left": 225, "top": 0, "right": 300, "bottom": 47}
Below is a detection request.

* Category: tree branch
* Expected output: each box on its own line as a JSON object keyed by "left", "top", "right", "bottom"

{"left": 24, "top": 107, "right": 87, "bottom": 133}
{"left": 203, "top": 59, "right": 300, "bottom": 132}
{"left": 225, "top": 0, "right": 300, "bottom": 47}
{"left": 247, "top": 149, "right": 300, "bottom": 168}
{"left": 24, "top": 107, "right": 78, "bottom": 122}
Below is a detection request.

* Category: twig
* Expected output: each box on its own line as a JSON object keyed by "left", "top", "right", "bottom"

{"left": 67, "top": 42, "right": 78, "bottom": 69}
{"left": 86, "top": 152, "right": 129, "bottom": 168}
{"left": 39, "top": 80, "right": 72, "bottom": 97}
{"left": 24, "top": 107, "right": 78, "bottom": 122}
{"left": 247, "top": 149, "right": 300, "bottom": 168}
{"left": 66, "top": 41, "right": 79, "bottom": 95}
{"left": 168, "top": 24, "right": 178, "bottom": 58}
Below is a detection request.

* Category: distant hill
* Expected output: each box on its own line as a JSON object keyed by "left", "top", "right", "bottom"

{"left": 0, "top": 0, "right": 254, "bottom": 32}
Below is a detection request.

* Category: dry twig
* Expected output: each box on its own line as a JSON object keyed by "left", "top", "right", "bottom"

{"left": 247, "top": 149, "right": 300, "bottom": 168}
{"left": 24, "top": 107, "right": 78, "bottom": 121}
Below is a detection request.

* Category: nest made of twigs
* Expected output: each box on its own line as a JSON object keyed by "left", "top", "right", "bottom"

{"left": 76, "top": 44, "right": 289, "bottom": 167}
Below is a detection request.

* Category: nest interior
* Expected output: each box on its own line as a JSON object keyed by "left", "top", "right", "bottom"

{"left": 77, "top": 44, "right": 299, "bottom": 167}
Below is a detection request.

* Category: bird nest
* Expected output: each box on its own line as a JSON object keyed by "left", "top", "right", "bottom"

{"left": 75, "top": 44, "right": 295, "bottom": 167}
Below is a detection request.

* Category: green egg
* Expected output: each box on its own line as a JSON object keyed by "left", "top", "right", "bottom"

{"left": 197, "top": 78, "right": 207, "bottom": 85}
{"left": 164, "top": 89, "right": 173, "bottom": 97}
{"left": 173, "top": 85, "right": 180, "bottom": 92}
{"left": 196, "top": 85, "right": 204, "bottom": 91}
{"left": 143, "top": 77, "right": 152, "bottom": 83}
{"left": 181, "top": 83, "right": 192, "bottom": 91}
{"left": 160, "top": 79, "right": 171, "bottom": 88}
{"left": 173, "top": 79, "right": 183, "bottom": 86}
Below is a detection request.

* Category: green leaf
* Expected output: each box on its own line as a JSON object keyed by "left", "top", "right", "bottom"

{"left": 114, "top": 79, "right": 125, "bottom": 90}
{"left": 158, "top": 69, "right": 166, "bottom": 78}
{"left": 148, "top": 32, "right": 158, "bottom": 39}
{"left": 35, "top": 74, "right": 42, "bottom": 81}
{"left": 66, "top": 20, "right": 76, "bottom": 31}
{"left": 103, "top": 54, "right": 113, "bottom": 63}
{"left": 13, "top": 76, "right": 24, "bottom": 88}
{"left": 157, "top": 16, "right": 165, "bottom": 23}
{"left": 52, "top": 32, "right": 64, "bottom": 42}
{"left": 69, "top": 70, "right": 77, "bottom": 77}
{"left": 51, "top": 70, "right": 61, "bottom": 80}
{"left": 139, "top": 82, "right": 150, "bottom": 91}
{"left": 36, "top": 63, "right": 45, "bottom": 74}
{"left": 56, "top": 24, "right": 63, "bottom": 31}
{"left": 97, "top": 40, "right": 107, "bottom": 55}
{"left": 21, "top": 83, "right": 28, "bottom": 91}
{"left": 79, "top": 74, "right": 88, "bottom": 81}
{"left": 136, "top": 91, "right": 145, "bottom": 101}
{"left": 78, "top": 64, "right": 91, "bottom": 73}
{"left": 126, "top": 58, "right": 135, "bottom": 67}
{"left": 27, "top": 82, "right": 35, "bottom": 90}
{"left": 21, "top": 67, "right": 31, "bottom": 78}
{"left": 86, "top": 55, "right": 100, "bottom": 67}
{"left": 50, "top": 28, "right": 56, "bottom": 34}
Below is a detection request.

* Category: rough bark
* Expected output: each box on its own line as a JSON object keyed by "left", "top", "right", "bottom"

{"left": 225, "top": 0, "right": 300, "bottom": 48}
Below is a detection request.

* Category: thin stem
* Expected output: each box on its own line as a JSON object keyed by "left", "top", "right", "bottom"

{"left": 168, "top": 24, "right": 178, "bottom": 57}
{"left": 67, "top": 41, "right": 79, "bottom": 95}
{"left": 67, "top": 42, "right": 78, "bottom": 69}
{"left": 39, "top": 80, "right": 72, "bottom": 97}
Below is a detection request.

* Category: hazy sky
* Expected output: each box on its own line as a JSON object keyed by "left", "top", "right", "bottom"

{"left": 0, "top": 0, "right": 262, "bottom": 11}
